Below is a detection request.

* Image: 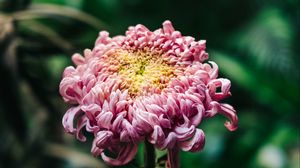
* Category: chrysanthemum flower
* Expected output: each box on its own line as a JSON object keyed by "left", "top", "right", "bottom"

{"left": 59, "top": 20, "right": 238, "bottom": 167}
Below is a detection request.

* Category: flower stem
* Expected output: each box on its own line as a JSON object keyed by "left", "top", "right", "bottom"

{"left": 144, "top": 140, "right": 156, "bottom": 168}
{"left": 167, "top": 146, "right": 179, "bottom": 168}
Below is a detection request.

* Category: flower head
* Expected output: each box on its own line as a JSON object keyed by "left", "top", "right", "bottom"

{"left": 59, "top": 20, "right": 238, "bottom": 166}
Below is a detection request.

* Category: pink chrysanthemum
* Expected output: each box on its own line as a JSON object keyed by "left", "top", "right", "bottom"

{"left": 59, "top": 20, "right": 238, "bottom": 166}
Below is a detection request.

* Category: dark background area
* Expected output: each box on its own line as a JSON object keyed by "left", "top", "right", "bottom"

{"left": 0, "top": 0, "right": 299, "bottom": 167}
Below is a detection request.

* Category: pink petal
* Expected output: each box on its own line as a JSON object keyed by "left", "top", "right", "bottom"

{"left": 148, "top": 125, "right": 165, "bottom": 145}
{"left": 179, "top": 128, "right": 205, "bottom": 152}
{"left": 219, "top": 104, "right": 238, "bottom": 131}
{"left": 62, "top": 106, "right": 82, "bottom": 133}
{"left": 93, "top": 130, "right": 113, "bottom": 148}
{"left": 101, "top": 143, "right": 138, "bottom": 166}
{"left": 72, "top": 53, "right": 85, "bottom": 65}
{"left": 96, "top": 111, "right": 113, "bottom": 129}
{"left": 76, "top": 116, "right": 87, "bottom": 141}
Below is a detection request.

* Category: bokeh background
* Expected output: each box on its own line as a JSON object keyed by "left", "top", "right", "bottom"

{"left": 0, "top": 0, "right": 299, "bottom": 168}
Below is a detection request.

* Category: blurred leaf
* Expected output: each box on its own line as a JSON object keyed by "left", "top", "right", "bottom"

{"left": 12, "top": 3, "right": 109, "bottom": 29}
{"left": 45, "top": 143, "right": 107, "bottom": 168}
{"left": 19, "top": 20, "right": 73, "bottom": 51}
{"left": 32, "top": 0, "right": 83, "bottom": 8}
{"left": 0, "top": 0, "right": 31, "bottom": 12}
{"left": 230, "top": 8, "right": 298, "bottom": 79}
{"left": 268, "top": 124, "right": 298, "bottom": 147}
{"left": 19, "top": 80, "right": 48, "bottom": 143}
{"left": 45, "top": 54, "right": 70, "bottom": 80}
{"left": 210, "top": 50, "right": 295, "bottom": 114}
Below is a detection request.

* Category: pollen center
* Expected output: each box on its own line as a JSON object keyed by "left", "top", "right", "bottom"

{"left": 107, "top": 49, "right": 175, "bottom": 97}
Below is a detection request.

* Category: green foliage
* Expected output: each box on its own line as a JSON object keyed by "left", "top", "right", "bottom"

{"left": 0, "top": 0, "right": 299, "bottom": 168}
{"left": 230, "top": 8, "right": 297, "bottom": 79}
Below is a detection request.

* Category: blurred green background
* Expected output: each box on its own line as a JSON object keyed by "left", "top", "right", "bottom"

{"left": 0, "top": 0, "right": 299, "bottom": 168}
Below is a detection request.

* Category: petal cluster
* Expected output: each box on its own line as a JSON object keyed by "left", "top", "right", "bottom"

{"left": 59, "top": 20, "right": 238, "bottom": 166}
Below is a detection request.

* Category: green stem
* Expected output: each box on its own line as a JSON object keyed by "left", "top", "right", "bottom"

{"left": 167, "top": 146, "right": 179, "bottom": 168}
{"left": 144, "top": 140, "right": 156, "bottom": 168}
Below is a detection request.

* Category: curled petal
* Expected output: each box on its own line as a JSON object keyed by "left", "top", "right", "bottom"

{"left": 132, "top": 109, "right": 155, "bottom": 134}
{"left": 62, "top": 66, "right": 76, "bottom": 77}
{"left": 190, "top": 104, "right": 204, "bottom": 125}
{"left": 146, "top": 104, "right": 165, "bottom": 114}
{"left": 174, "top": 125, "right": 195, "bottom": 141}
{"left": 96, "top": 111, "right": 113, "bottom": 129}
{"left": 166, "top": 96, "right": 179, "bottom": 116}
{"left": 194, "top": 70, "right": 210, "bottom": 84}
{"left": 207, "top": 61, "right": 219, "bottom": 79}
{"left": 93, "top": 131, "right": 113, "bottom": 149}
{"left": 120, "top": 120, "right": 140, "bottom": 142}
{"left": 95, "top": 31, "right": 110, "bottom": 45}
{"left": 163, "top": 20, "right": 175, "bottom": 35}
{"left": 149, "top": 125, "right": 165, "bottom": 145}
{"left": 158, "top": 114, "right": 171, "bottom": 128}
{"left": 86, "top": 119, "right": 99, "bottom": 132}
{"left": 134, "top": 108, "right": 160, "bottom": 127}
{"left": 111, "top": 111, "right": 126, "bottom": 131}
{"left": 219, "top": 104, "right": 238, "bottom": 131}
{"left": 208, "top": 78, "right": 231, "bottom": 100}
{"left": 101, "top": 143, "right": 138, "bottom": 166}
{"left": 179, "top": 128, "right": 205, "bottom": 152}
{"left": 161, "top": 132, "right": 177, "bottom": 149}
{"left": 76, "top": 116, "right": 88, "bottom": 141}
{"left": 84, "top": 49, "right": 93, "bottom": 59}
{"left": 62, "top": 106, "right": 82, "bottom": 134}
{"left": 116, "top": 100, "right": 128, "bottom": 112}
{"left": 205, "top": 101, "right": 219, "bottom": 118}
{"left": 198, "top": 49, "right": 209, "bottom": 62}
{"left": 91, "top": 142, "right": 103, "bottom": 157}
{"left": 81, "top": 104, "right": 101, "bottom": 121}
{"left": 179, "top": 99, "right": 189, "bottom": 114}
{"left": 59, "top": 77, "right": 82, "bottom": 103}
{"left": 185, "top": 92, "right": 201, "bottom": 103}
{"left": 72, "top": 53, "right": 85, "bottom": 65}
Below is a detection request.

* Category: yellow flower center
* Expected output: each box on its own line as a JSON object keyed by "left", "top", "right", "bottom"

{"left": 107, "top": 49, "right": 175, "bottom": 97}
